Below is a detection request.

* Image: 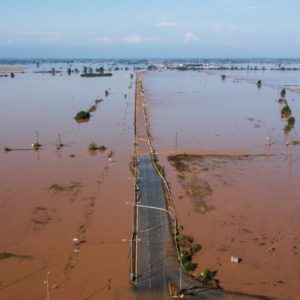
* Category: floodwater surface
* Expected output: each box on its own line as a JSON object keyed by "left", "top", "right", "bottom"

{"left": 0, "top": 65, "right": 136, "bottom": 299}
{"left": 143, "top": 70, "right": 300, "bottom": 299}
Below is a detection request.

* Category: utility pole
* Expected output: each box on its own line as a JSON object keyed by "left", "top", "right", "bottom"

{"left": 44, "top": 271, "right": 50, "bottom": 300}
{"left": 36, "top": 131, "right": 39, "bottom": 144}
{"left": 179, "top": 249, "right": 182, "bottom": 294}
{"left": 135, "top": 204, "right": 139, "bottom": 283}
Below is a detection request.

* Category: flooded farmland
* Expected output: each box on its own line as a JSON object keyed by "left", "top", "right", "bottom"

{"left": 1, "top": 62, "right": 300, "bottom": 299}
{"left": 143, "top": 70, "right": 300, "bottom": 299}
{"left": 0, "top": 63, "right": 136, "bottom": 299}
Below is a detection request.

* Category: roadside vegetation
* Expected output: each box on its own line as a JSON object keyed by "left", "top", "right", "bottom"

{"left": 152, "top": 152, "right": 165, "bottom": 176}
{"left": 176, "top": 224, "right": 201, "bottom": 272}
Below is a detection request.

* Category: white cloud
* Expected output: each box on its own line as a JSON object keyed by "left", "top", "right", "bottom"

{"left": 184, "top": 32, "right": 199, "bottom": 43}
{"left": 156, "top": 21, "right": 177, "bottom": 27}
{"left": 122, "top": 35, "right": 143, "bottom": 44}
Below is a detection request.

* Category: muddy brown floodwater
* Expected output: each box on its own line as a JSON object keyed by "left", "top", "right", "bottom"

{"left": 0, "top": 66, "right": 136, "bottom": 299}
{"left": 143, "top": 70, "right": 300, "bottom": 299}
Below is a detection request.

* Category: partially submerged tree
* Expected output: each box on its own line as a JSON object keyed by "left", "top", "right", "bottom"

{"left": 88, "top": 143, "right": 99, "bottom": 151}
{"left": 75, "top": 111, "right": 90, "bottom": 121}
{"left": 256, "top": 80, "right": 262, "bottom": 88}
{"left": 287, "top": 116, "right": 295, "bottom": 127}
{"left": 281, "top": 104, "right": 292, "bottom": 118}
{"left": 280, "top": 88, "right": 286, "bottom": 98}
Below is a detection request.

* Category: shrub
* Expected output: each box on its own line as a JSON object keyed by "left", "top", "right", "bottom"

{"left": 98, "top": 145, "right": 107, "bottom": 152}
{"left": 88, "top": 143, "right": 99, "bottom": 151}
{"left": 202, "top": 269, "right": 214, "bottom": 281}
{"left": 183, "top": 261, "right": 195, "bottom": 272}
{"left": 0, "top": 252, "right": 14, "bottom": 260}
{"left": 280, "top": 88, "right": 286, "bottom": 98}
{"left": 278, "top": 98, "right": 287, "bottom": 104}
{"left": 176, "top": 224, "right": 184, "bottom": 233}
{"left": 281, "top": 105, "right": 292, "bottom": 118}
{"left": 284, "top": 125, "right": 292, "bottom": 133}
{"left": 256, "top": 80, "right": 262, "bottom": 88}
{"left": 75, "top": 111, "right": 90, "bottom": 120}
{"left": 287, "top": 116, "right": 295, "bottom": 127}
{"left": 95, "top": 99, "right": 103, "bottom": 104}
{"left": 88, "top": 105, "right": 97, "bottom": 113}
{"left": 32, "top": 143, "right": 42, "bottom": 150}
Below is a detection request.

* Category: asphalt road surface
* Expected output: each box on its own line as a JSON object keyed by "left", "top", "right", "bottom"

{"left": 133, "top": 155, "right": 261, "bottom": 300}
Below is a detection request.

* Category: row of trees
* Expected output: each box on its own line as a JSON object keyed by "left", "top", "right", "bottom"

{"left": 278, "top": 88, "right": 296, "bottom": 133}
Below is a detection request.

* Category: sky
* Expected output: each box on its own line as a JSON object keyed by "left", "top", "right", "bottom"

{"left": 0, "top": 0, "right": 300, "bottom": 58}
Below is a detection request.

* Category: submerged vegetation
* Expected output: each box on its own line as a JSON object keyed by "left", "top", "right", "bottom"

{"left": 32, "top": 143, "right": 42, "bottom": 150}
{"left": 291, "top": 140, "right": 300, "bottom": 145}
{"left": 81, "top": 72, "right": 112, "bottom": 77}
{"left": 49, "top": 181, "right": 81, "bottom": 193}
{"left": 280, "top": 88, "right": 286, "bottom": 98}
{"left": 88, "top": 143, "right": 107, "bottom": 152}
{"left": 75, "top": 110, "right": 90, "bottom": 121}
{"left": 256, "top": 80, "right": 262, "bottom": 88}
{"left": 287, "top": 116, "right": 296, "bottom": 127}
{"left": 95, "top": 98, "right": 103, "bottom": 104}
{"left": 284, "top": 116, "right": 296, "bottom": 133}
{"left": 87, "top": 105, "right": 97, "bottom": 113}
{"left": 278, "top": 98, "right": 287, "bottom": 104}
{"left": 277, "top": 89, "right": 296, "bottom": 133}
{"left": 197, "top": 268, "right": 219, "bottom": 288}
{"left": 0, "top": 252, "right": 33, "bottom": 260}
{"left": 281, "top": 104, "right": 292, "bottom": 118}
{"left": 75, "top": 97, "right": 105, "bottom": 123}
{"left": 176, "top": 225, "right": 201, "bottom": 272}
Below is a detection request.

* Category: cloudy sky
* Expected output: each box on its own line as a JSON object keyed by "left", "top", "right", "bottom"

{"left": 0, "top": 0, "right": 299, "bottom": 58}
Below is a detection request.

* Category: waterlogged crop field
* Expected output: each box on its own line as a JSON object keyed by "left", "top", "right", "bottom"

{"left": 0, "top": 63, "right": 136, "bottom": 300}
{"left": 143, "top": 70, "right": 300, "bottom": 299}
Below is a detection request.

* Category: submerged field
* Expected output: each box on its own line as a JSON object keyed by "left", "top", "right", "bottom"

{"left": 0, "top": 64, "right": 135, "bottom": 299}
{"left": 1, "top": 63, "right": 300, "bottom": 299}
{"left": 143, "top": 70, "right": 300, "bottom": 299}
